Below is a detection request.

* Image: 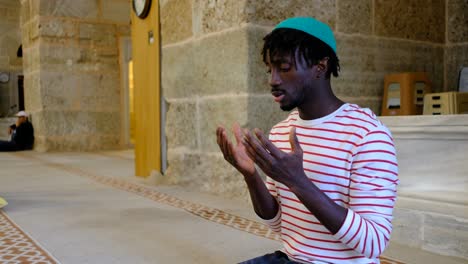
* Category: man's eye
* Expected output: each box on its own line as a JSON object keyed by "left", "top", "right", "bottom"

{"left": 280, "top": 67, "right": 290, "bottom": 72}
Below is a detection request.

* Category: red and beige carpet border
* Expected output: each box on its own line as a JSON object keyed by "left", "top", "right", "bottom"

{"left": 0, "top": 210, "right": 58, "bottom": 264}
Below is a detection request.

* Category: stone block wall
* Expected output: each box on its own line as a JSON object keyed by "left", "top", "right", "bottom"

{"left": 445, "top": 0, "right": 468, "bottom": 90}
{"left": 160, "top": 0, "right": 287, "bottom": 199}
{"left": 160, "top": 0, "right": 450, "bottom": 198}
{"left": 0, "top": 0, "right": 21, "bottom": 71}
{"left": 0, "top": 0, "right": 22, "bottom": 117}
{"left": 20, "top": 0, "right": 130, "bottom": 151}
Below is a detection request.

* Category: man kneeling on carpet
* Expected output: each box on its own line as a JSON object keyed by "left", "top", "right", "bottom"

{"left": 0, "top": 111, "right": 34, "bottom": 152}
{"left": 216, "top": 17, "right": 398, "bottom": 263}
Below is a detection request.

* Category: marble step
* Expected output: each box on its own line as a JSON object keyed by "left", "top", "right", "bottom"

{"left": 391, "top": 195, "right": 468, "bottom": 261}
{"left": 379, "top": 115, "right": 468, "bottom": 261}
{"left": 385, "top": 241, "right": 467, "bottom": 264}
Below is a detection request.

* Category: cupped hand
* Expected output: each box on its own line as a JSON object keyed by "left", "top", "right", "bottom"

{"left": 216, "top": 123, "right": 256, "bottom": 177}
{"left": 242, "top": 127, "right": 307, "bottom": 188}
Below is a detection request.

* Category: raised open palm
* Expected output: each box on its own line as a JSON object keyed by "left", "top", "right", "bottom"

{"left": 216, "top": 123, "right": 256, "bottom": 177}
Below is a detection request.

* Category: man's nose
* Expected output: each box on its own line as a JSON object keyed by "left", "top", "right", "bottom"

{"left": 269, "top": 70, "right": 282, "bottom": 87}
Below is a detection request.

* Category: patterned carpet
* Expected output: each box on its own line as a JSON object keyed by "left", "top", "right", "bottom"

{"left": 0, "top": 210, "right": 57, "bottom": 264}
{"left": 1, "top": 152, "right": 405, "bottom": 264}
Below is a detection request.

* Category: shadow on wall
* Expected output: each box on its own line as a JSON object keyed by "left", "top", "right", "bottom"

{"left": 246, "top": 25, "right": 289, "bottom": 136}
{"left": 0, "top": 72, "right": 23, "bottom": 118}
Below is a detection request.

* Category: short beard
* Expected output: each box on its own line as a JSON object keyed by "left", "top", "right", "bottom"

{"left": 280, "top": 89, "right": 305, "bottom": 112}
{"left": 280, "top": 104, "right": 296, "bottom": 112}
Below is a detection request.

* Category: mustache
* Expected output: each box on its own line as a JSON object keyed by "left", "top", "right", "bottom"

{"left": 271, "top": 88, "right": 285, "bottom": 93}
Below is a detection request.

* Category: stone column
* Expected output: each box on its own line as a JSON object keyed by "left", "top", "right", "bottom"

{"left": 20, "top": 0, "right": 130, "bottom": 151}
{"left": 0, "top": 0, "right": 22, "bottom": 116}
{"left": 445, "top": 0, "right": 468, "bottom": 91}
{"left": 160, "top": 0, "right": 272, "bottom": 197}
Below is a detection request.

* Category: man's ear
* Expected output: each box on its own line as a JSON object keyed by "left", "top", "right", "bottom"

{"left": 317, "top": 57, "right": 329, "bottom": 72}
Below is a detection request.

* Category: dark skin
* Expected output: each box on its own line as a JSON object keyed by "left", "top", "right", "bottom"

{"left": 216, "top": 49, "right": 347, "bottom": 234}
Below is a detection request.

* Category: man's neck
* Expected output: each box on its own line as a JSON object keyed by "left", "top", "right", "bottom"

{"left": 297, "top": 83, "right": 344, "bottom": 120}
{"left": 298, "top": 99, "right": 343, "bottom": 120}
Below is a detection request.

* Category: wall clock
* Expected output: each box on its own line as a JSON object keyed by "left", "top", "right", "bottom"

{"left": 133, "top": 0, "right": 152, "bottom": 19}
{"left": 0, "top": 72, "right": 9, "bottom": 83}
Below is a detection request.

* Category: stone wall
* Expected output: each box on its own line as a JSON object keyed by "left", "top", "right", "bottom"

{"left": 160, "top": 0, "right": 448, "bottom": 198}
{"left": 160, "top": 0, "right": 281, "bottom": 198}
{"left": 0, "top": 0, "right": 22, "bottom": 117}
{"left": 20, "top": 0, "right": 130, "bottom": 151}
{"left": 445, "top": 0, "right": 468, "bottom": 90}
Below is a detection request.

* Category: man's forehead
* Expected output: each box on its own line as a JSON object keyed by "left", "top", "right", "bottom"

{"left": 266, "top": 50, "right": 293, "bottom": 63}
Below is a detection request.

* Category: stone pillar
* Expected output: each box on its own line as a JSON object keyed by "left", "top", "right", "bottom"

{"left": 445, "top": 0, "right": 468, "bottom": 91}
{"left": 0, "top": 0, "right": 22, "bottom": 116}
{"left": 160, "top": 0, "right": 278, "bottom": 197}
{"left": 20, "top": 0, "right": 130, "bottom": 151}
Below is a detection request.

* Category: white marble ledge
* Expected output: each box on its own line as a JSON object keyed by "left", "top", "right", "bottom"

{"left": 378, "top": 115, "right": 468, "bottom": 207}
{"left": 379, "top": 114, "right": 468, "bottom": 139}
{"left": 396, "top": 196, "right": 468, "bottom": 219}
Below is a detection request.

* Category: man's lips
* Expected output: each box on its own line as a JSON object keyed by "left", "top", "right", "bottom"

{"left": 271, "top": 90, "right": 285, "bottom": 103}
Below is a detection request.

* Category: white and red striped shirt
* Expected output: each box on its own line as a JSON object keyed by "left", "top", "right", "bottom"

{"left": 263, "top": 103, "right": 398, "bottom": 264}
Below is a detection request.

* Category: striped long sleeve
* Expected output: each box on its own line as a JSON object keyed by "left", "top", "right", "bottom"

{"left": 333, "top": 127, "right": 398, "bottom": 259}
{"left": 262, "top": 189, "right": 283, "bottom": 233}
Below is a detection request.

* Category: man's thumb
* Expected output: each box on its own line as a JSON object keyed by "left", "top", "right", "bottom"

{"left": 289, "top": 127, "right": 302, "bottom": 153}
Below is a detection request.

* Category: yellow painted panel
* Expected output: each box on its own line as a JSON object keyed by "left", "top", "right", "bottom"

{"left": 128, "top": 61, "right": 135, "bottom": 144}
{"left": 131, "top": 1, "right": 161, "bottom": 177}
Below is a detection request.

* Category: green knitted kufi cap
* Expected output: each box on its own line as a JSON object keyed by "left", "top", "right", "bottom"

{"left": 274, "top": 17, "right": 337, "bottom": 55}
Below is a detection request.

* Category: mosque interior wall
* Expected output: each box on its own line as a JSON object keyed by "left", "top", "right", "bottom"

{"left": 159, "top": 0, "right": 466, "bottom": 196}
{"left": 0, "top": 0, "right": 463, "bottom": 197}
{"left": 445, "top": 0, "right": 468, "bottom": 90}
{"left": 0, "top": 0, "right": 466, "bottom": 260}
{"left": 0, "top": 0, "right": 22, "bottom": 117}
{"left": 0, "top": 0, "right": 462, "bottom": 153}
{"left": 19, "top": 0, "right": 130, "bottom": 151}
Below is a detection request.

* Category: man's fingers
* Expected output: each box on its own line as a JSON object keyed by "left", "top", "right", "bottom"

{"left": 216, "top": 126, "right": 224, "bottom": 147}
{"left": 216, "top": 126, "right": 225, "bottom": 150}
{"left": 216, "top": 126, "right": 234, "bottom": 163}
{"left": 289, "top": 127, "right": 302, "bottom": 153}
{"left": 243, "top": 136, "right": 270, "bottom": 173}
{"left": 232, "top": 123, "right": 243, "bottom": 145}
{"left": 254, "top": 128, "right": 282, "bottom": 157}
{"left": 243, "top": 131, "right": 261, "bottom": 162}
{"left": 226, "top": 140, "right": 235, "bottom": 163}
{"left": 217, "top": 127, "right": 228, "bottom": 152}
{"left": 222, "top": 130, "right": 231, "bottom": 157}
{"left": 243, "top": 137, "right": 256, "bottom": 161}
{"left": 243, "top": 128, "right": 274, "bottom": 165}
